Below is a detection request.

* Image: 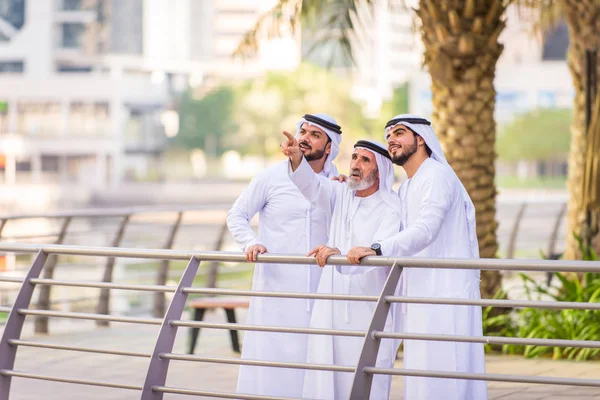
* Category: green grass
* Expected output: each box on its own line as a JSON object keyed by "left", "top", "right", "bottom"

{"left": 496, "top": 175, "right": 567, "bottom": 190}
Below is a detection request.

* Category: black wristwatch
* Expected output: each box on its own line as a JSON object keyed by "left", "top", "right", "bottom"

{"left": 370, "top": 243, "right": 382, "bottom": 256}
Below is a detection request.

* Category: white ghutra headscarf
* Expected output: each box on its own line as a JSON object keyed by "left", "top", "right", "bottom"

{"left": 384, "top": 114, "right": 479, "bottom": 258}
{"left": 295, "top": 113, "right": 342, "bottom": 177}
{"left": 353, "top": 140, "right": 401, "bottom": 215}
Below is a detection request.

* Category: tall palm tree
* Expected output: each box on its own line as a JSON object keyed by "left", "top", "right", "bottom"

{"left": 556, "top": 0, "right": 600, "bottom": 259}
{"left": 236, "top": 0, "right": 507, "bottom": 298}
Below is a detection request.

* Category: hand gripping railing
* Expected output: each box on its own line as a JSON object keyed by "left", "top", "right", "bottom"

{"left": 1, "top": 243, "right": 600, "bottom": 399}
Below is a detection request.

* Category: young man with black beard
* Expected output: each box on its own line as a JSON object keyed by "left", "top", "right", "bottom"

{"left": 227, "top": 113, "right": 342, "bottom": 398}
{"left": 347, "top": 114, "right": 488, "bottom": 400}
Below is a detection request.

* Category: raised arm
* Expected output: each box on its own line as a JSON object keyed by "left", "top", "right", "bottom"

{"left": 379, "top": 174, "right": 452, "bottom": 257}
{"left": 281, "top": 130, "right": 336, "bottom": 209}
{"left": 346, "top": 174, "right": 452, "bottom": 263}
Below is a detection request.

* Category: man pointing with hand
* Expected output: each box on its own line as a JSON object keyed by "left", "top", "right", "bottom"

{"left": 282, "top": 129, "right": 402, "bottom": 399}
{"left": 227, "top": 114, "right": 342, "bottom": 398}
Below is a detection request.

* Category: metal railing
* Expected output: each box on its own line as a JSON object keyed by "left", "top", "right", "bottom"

{"left": 1, "top": 243, "right": 600, "bottom": 399}
{"left": 0, "top": 205, "right": 231, "bottom": 332}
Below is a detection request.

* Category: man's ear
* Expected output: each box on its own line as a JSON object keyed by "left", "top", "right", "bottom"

{"left": 325, "top": 141, "right": 332, "bottom": 155}
{"left": 416, "top": 134, "right": 426, "bottom": 147}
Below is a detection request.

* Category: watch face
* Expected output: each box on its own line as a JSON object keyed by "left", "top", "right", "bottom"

{"left": 371, "top": 243, "right": 381, "bottom": 254}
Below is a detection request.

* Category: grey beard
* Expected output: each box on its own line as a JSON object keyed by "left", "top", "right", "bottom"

{"left": 347, "top": 170, "right": 378, "bottom": 191}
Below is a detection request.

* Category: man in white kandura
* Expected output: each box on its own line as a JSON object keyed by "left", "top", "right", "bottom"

{"left": 281, "top": 130, "right": 402, "bottom": 400}
{"left": 227, "top": 114, "right": 342, "bottom": 397}
{"left": 347, "top": 114, "right": 488, "bottom": 400}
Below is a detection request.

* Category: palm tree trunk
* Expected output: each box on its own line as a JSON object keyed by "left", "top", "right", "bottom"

{"left": 416, "top": 0, "right": 506, "bottom": 298}
{"left": 561, "top": 0, "right": 600, "bottom": 260}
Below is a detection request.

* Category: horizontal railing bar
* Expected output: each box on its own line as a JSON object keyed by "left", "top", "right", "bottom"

{"left": 363, "top": 367, "right": 600, "bottom": 387}
{"left": 0, "top": 203, "right": 229, "bottom": 220}
{"left": 159, "top": 353, "right": 355, "bottom": 372}
{"left": 29, "top": 278, "right": 177, "bottom": 293}
{"left": 183, "top": 288, "right": 378, "bottom": 302}
{"left": 152, "top": 386, "right": 303, "bottom": 400}
{"left": 0, "top": 369, "right": 143, "bottom": 390}
{"left": 0, "top": 306, "right": 11, "bottom": 313}
{"left": 373, "top": 332, "right": 600, "bottom": 349}
{"left": 0, "top": 276, "right": 24, "bottom": 283}
{"left": 8, "top": 339, "right": 152, "bottom": 358}
{"left": 170, "top": 321, "right": 365, "bottom": 337}
{"left": 18, "top": 309, "right": 163, "bottom": 325}
{"left": 1, "top": 243, "right": 600, "bottom": 272}
{"left": 384, "top": 296, "right": 600, "bottom": 311}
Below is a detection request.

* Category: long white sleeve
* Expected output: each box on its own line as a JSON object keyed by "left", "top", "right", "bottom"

{"left": 289, "top": 157, "right": 336, "bottom": 212}
{"left": 226, "top": 171, "right": 269, "bottom": 251}
{"left": 379, "top": 173, "right": 452, "bottom": 257}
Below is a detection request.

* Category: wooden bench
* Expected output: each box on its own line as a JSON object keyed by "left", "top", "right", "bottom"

{"left": 188, "top": 298, "right": 250, "bottom": 354}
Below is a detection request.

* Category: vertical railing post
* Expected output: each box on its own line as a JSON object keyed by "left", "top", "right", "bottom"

{"left": 506, "top": 203, "right": 527, "bottom": 259}
{"left": 349, "top": 262, "right": 402, "bottom": 400}
{"left": 0, "top": 219, "right": 7, "bottom": 239}
{"left": 546, "top": 203, "right": 567, "bottom": 259}
{"left": 141, "top": 255, "right": 201, "bottom": 400}
{"left": 0, "top": 250, "right": 49, "bottom": 400}
{"left": 34, "top": 217, "right": 72, "bottom": 334}
{"left": 96, "top": 215, "right": 130, "bottom": 326}
{"left": 153, "top": 212, "right": 183, "bottom": 318}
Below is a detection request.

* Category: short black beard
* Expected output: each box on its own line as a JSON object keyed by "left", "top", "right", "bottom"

{"left": 303, "top": 143, "right": 328, "bottom": 162}
{"left": 391, "top": 134, "right": 418, "bottom": 166}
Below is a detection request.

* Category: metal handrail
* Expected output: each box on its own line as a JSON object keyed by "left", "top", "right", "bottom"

{"left": 384, "top": 295, "right": 600, "bottom": 311}
{"left": 170, "top": 320, "right": 365, "bottom": 337}
{"left": 373, "top": 331, "right": 600, "bottom": 349}
{"left": 29, "top": 278, "right": 177, "bottom": 293}
{"left": 0, "top": 243, "right": 600, "bottom": 400}
{"left": 0, "top": 277, "right": 23, "bottom": 284}
{"left": 8, "top": 339, "right": 151, "bottom": 358}
{"left": 159, "top": 353, "right": 355, "bottom": 372}
{"left": 363, "top": 367, "right": 600, "bottom": 387}
{"left": 17, "top": 309, "right": 163, "bottom": 325}
{"left": 151, "top": 386, "right": 299, "bottom": 400}
{"left": 0, "top": 204, "right": 229, "bottom": 221}
{"left": 0, "top": 370, "right": 143, "bottom": 391}
{"left": 183, "top": 287, "right": 378, "bottom": 301}
{"left": 2, "top": 243, "right": 600, "bottom": 272}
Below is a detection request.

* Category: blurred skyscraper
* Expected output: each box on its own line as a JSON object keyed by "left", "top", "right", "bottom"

{"left": 0, "top": 0, "right": 299, "bottom": 193}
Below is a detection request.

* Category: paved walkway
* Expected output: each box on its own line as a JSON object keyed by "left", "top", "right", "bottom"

{"left": 4, "top": 309, "right": 600, "bottom": 400}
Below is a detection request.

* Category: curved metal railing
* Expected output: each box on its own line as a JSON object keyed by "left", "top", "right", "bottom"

{"left": 0, "top": 243, "right": 600, "bottom": 399}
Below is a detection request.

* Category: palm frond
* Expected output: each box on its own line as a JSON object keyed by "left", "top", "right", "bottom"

{"left": 234, "top": 0, "right": 406, "bottom": 67}
{"left": 233, "top": 0, "right": 302, "bottom": 60}
{"left": 512, "top": 0, "right": 564, "bottom": 38}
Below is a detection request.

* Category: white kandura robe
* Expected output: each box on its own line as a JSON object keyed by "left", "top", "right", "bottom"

{"left": 227, "top": 159, "right": 335, "bottom": 398}
{"left": 380, "top": 158, "right": 488, "bottom": 400}
{"left": 290, "top": 158, "right": 402, "bottom": 400}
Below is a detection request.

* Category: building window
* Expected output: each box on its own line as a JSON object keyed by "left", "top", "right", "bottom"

{"left": 61, "top": 23, "right": 85, "bottom": 48}
{"left": 69, "top": 102, "right": 110, "bottom": 136}
{"left": 542, "top": 21, "right": 569, "bottom": 61}
{"left": 17, "top": 102, "right": 63, "bottom": 136}
{"left": 56, "top": 63, "right": 92, "bottom": 73}
{"left": 0, "top": 61, "right": 23, "bottom": 73}
{"left": 0, "top": 0, "right": 25, "bottom": 30}
{"left": 61, "top": 0, "right": 81, "bottom": 10}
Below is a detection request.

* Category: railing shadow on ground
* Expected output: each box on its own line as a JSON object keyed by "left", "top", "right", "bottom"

{"left": 0, "top": 243, "right": 600, "bottom": 400}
